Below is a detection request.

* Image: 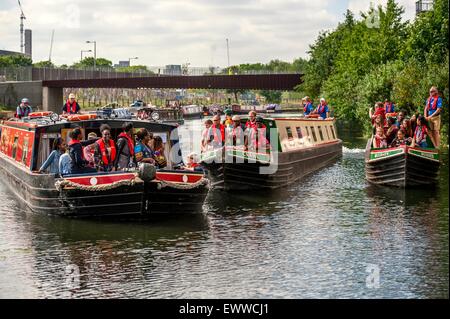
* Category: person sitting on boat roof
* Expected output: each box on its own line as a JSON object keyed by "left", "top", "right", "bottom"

{"left": 246, "top": 116, "right": 270, "bottom": 152}
{"left": 114, "top": 122, "right": 136, "bottom": 170}
{"left": 373, "top": 126, "right": 387, "bottom": 149}
{"left": 385, "top": 117, "right": 398, "bottom": 146}
{"left": 390, "top": 129, "right": 412, "bottom": 148}
{"left": 223, "top": 109, "right": 233, "bottom": 127}
{"left": 68, "top": 128, "right": 98, "bottom": 174}
{"left": 303, "top": 96, "right": 314, "bottom": 116}
{"left": 39, "top": 137, "right": 67, "bottom": 175}
{"left": 314, "top": 98, "right": 330, "bottom": 119}
{"left": 207, "top": 115, "right": 225, "bottom": 149}
{"left": 83, "top": 132, "right": 98, "bottom": 168}
{"left": 201, "top": 119, "right": 213, "bottom": 152}
{"left": 15, "top": 98, "right": 32, "bottom": 119}
{"left": 384, "top": 98, "right": 395, "bottom": 114}
{"left": 411, "top": 115, "right": 430, "bottom": 149}
{"left": 94, "top": 124, "right": 117, "bottom": 172}
{"left": 152, "top": 135, "right": 167, "bottom": 168}
{"left": 134, "top": 129, "right": 156, "bottom": 165}
{"left": 62, "top": 93, "right": 81, "bottom": 115}
{"left": 424, "top": 86, "right": 443, "bottom": 148}
{"left": 369, "top": 102, "right": 386, "bottom": 126}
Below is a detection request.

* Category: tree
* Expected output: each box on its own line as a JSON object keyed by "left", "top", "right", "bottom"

{"left": 260, "top": 90, "right": 282, "bottom": 104}
{"left": 71, "top": 57, "right": 113, "bottom": 69}
{"left": 0, "top": 55, "right": 32, "bottom": 67}
{"left": 33, "top": 60, "right": 55, "bottom": 68}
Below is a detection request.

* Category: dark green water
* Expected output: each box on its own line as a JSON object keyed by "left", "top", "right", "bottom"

{"left": 0, "top": 120, "right": 448, "bottom": 298}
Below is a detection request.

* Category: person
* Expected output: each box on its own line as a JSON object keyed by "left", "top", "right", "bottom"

{"left": 372, "top": 114, "right": 384, "bottom": 135}
{"left": 15, "top": 98, "right": 32, "bottom": 119}
{"left": 68, "top": 128, "right": 98, "bottom": 174}
{"left": 384, "top": 99, "right": 395, "bottom": 114}
{"left": 134, "top": 129, "right": 155, "bottom": 164}
{"left": 83, "top": 132, "right": 98, "bottom": 168}
{"left": 62, "top": 93, "right": 81, "bottom": 115}
{"left": 59, "top": 150, "right": 71, "bottom": 176}
{"left": 152, "top": 135, "right": 167, "bottom": 168}
{"left": 385, "top": 117, "right": 398, "bottom": 145}
{"left": 223, "top": 109, "right": 233, "bottom": 127}
{"left": 315, "top": 98, "right": 330, "bottom": 119}
{"left": 390, "top": 129, "right": 412, "bottom": 147}
{"left": 411, "top": 115, "right": 430, "bottom": 148}
{"left": 247, "top": 116, "right": 270, "bottom": 152}
{"left": 184, "top": 152, "right": 203, "bottom": 172}
{"left": 114, "top": 122, "right": 135, "bottom": 170}
{"left": 207, "top": 115, "right": 225, "bottom": 149}
{"left": 94, "top": 124, "right": 117, "bottom": 172}
{"left": 395, "top": 110, "right": 406, "bottom": 128}
{"left": 39, "top": 138, "right": 67, "bottom": 175}
{"left": 245, "top": 111, "right": 257, "bottom": 129}
{"left": 303, "top": 96, "right": 314, "bottom": 116}
{"left": 227, "top": 115, "right": 245, "bottom": 147}
{"left": 369, "top": 102, "right": 386, "bottom": 124}
{"left": 373, "top": 127, "right": 387, "bottom": 149}
{"left": 410, "top": 112, "right": 419, "bottom": 134}
{"left": 424, "top": 86, "right": 443, "bottom": 147}
{"left": 399, "top": 119, "right": 413, "bottom": 138}
{"left": 201, "top": 119, "right": 213, "bottom": 152}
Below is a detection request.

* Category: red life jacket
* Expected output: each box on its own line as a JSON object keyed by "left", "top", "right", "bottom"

{"left": 245, "top": 120, "right": 257, "bottom": 129}
{"left": 97, "top": 139, "right": 116, "bottom": 165}
{"left": 415, "top": 125, "right": 427, "bottom": 143}
{"left": 426, "top": 96, "right": 439, "bottom": 111}
{"left": 68, "top": 139, "right": 85, "bottom": 160}
{"left": 318, "top": 103, "right": 327, "bottom": 114}
{"left": 384, "top": 102, "right": 394, "bottom": 113}
{"left": 249, "top": 127, "right": 269, "bottom": 150}
{"left": 212, "top": 124, "right": 225, "bottom": 143}
{"left": 118, "top": 132, "right": 134, "bottom": 156}
{"left": 66, "top": 100, "right": 78, "bottom": 113}
{"left": 374, "top": 135, "right": 386, "bottom": 148}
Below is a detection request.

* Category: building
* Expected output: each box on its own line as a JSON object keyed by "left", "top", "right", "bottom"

{"left": 164, "top": 65, "right": 182, "bottom": 75}
{"left": 114, "top": 60, "right": 130, "bottom": 68}
{"left": 416, "top": 0, "right": 434, "bottom": 15}
{"left": 24, "top": 29, "right": 32, "bottom": 58}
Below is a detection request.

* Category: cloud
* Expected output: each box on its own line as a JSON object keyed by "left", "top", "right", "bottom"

{"left": 0, "top": 0, "right": 415, "bottom": 67}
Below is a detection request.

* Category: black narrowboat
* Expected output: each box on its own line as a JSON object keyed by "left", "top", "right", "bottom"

{"left": 200, "top": 117, "right": 342, "bottom": 190}
{"left": 0, "top": 114, "right": 209, "bottom": 217}
{"left": 365, "top": 137, "right": 440, "bottom": 187}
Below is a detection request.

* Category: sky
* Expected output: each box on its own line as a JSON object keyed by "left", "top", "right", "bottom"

{"left": 0, "top": 0, "right": 416, "bottom": 67}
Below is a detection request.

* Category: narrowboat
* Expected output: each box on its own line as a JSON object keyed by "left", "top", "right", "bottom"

{"left": 135, "top": 106, "right": 184, "bottom": 125}
{"left": 0, "top": 113, "right": 209, "bottom": 217}
{"left": 200, "top": 117, "right": 342, "bottom": 190}
{"left": 365, "top": 137, "right": 440, "bottom": 187}
{"left": 181, "top": 105, "right": 203, "bottom": 120}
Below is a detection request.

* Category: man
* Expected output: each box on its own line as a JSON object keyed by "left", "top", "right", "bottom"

{"left": 395, "top": 110, "right": 407, "bottom": 129}
{"left": 315, "top": 98, "right": 330, "bottom": 119}
{"left": 245, "top": 111, "right": 257, "bottom": 129}
{"left": 62, "top": 93, "right": 81, "bottom": 115}
{"left": 303, "top": 96, "right": 314, "bottom": 116}
{"left": 226, "top": 115, "right": 245, "bottom": 147}
{"left": 15, "top": 98, "right": 32, "bottom": 119}
{"left": 384, "top": 99, "right": 395, "bottom": 114}
{"left": 207, "top": 115, "right": 225, "bottom": 149}
{"left": 424, "top": 86, "right": 443, "bottom": 147}
{"left": 246, "top": 116, "right": 270, "bottom": 152}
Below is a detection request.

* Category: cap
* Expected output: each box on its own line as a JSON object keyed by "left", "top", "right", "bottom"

{"left": 224, "top": 109, "right": 232, "bottom": 115}
{"left": 21, "top": 98, "right": 29, "bottom": 104}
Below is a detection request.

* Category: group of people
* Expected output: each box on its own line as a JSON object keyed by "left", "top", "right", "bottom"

{"left": 370, "top": 86, "right": 443, "bottom": 149}
{"left": 39, "top": 122, "right": 169, "bottom": 176}
{"left": 301, "top": 97, "right": 330, "bottom": 119}
{"left": 200, "top": 110, "right": 270, "bottom": 153}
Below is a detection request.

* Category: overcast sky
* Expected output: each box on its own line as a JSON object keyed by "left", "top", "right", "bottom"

{"left": 0, "top": 0, "right": 415, "bottom": 67}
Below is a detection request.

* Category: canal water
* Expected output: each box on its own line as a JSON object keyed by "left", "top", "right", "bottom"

{"left": 0, "top": 118, "right": 448, "bottom": 298}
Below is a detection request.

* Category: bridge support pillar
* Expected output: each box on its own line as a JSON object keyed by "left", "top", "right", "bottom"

{"left": 42, "top": 86, "right": 63, "bottom": 113}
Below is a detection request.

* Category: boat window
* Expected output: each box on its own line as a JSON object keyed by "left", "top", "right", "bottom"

{"left": 330, "top": 125, "right": 336, "bottom": 139}
{"left": 12, "top": 136, "right": 19, "bottom": 160}
{"left": 286, "top": 127, "right": 294, "bottom": 140}
{"left": 296, "top": 127, "right": 303, "bottom": 139}
{"left": 310, "top": 126, "right": 317, "bottom": 142}
{"left": 318, "top": 126, "right": 324, "bottom": 141}
{"left": 22, "top": 136, "right": 30, "bottom": 165}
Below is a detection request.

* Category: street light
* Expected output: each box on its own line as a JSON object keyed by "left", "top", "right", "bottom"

{"left": 80, "top": 49, "right": 92, "bottom": 62}
{"left": 129, "top": 57, "right": 138, "bottom": 66}
{"left": 86, "top": 40, "right": 96, "bottom": 70}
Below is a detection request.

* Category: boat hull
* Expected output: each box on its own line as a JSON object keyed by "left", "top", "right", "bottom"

{"left": 365, "top": 141, "right": 440, "bottom": 187}
{"left": 202, "top": 140, "right": 342, "bottom": 190}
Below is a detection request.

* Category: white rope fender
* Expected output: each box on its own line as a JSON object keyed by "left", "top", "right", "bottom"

{"left": 55, "top": 175, "right": 139, "bottom": 192}
{"left": 158, "top": 176, "right": 210, "bottom": 190}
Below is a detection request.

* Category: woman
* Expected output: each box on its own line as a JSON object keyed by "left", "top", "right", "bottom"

{"left": 412, "top": 115, "right": 430, "bottom": 148}
{"left": 184, "top": 152, "right": 203, "bottom": 172}
{"left": 372, "top": 114, "right": 384, "bottom": 135}
{"left": 39, "top": 138, "right": 67, "bottom": 175}
{"left": 400, "top": 119, "right": 413, "bottom": 138}
{"left": 83, "top": 132, "right": 98, "bottom": 168}
{"left": 385, "top": 117, "right": 398, "bottom": 146}
{"left": 373, "top": 126, "right": 387, "bottom": 149}
{"left": 134, "top": 129, "right": 155, "bottom": 165}
{"left": 114, "top": 122, "right": 135, "bottom": 170}
{"left": 94, "top": 124, "right": 117, "bottom": 172}
{"left": 68, "top": 128, "right": 98, "bottom": 174}
{"left": 152, "top": 135, "right": 167, "bottom": 168}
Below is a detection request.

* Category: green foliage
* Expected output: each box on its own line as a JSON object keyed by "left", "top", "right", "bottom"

{"left": 116, "top": 65, "right": 153, "bottom": 73}
{"left": 0, "top": 55, "right": 32, "bottom": 67}
{"left": 71, "top": 57, "right": 113, "bottom": 68}
{"left": 33, "top": 60, "right": 55, "bottom": 68}
{"left": 260, "top": 90, "right": 282, "bottom": 104}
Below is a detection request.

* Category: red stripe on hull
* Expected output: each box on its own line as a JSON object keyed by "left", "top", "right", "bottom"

{"left": 65, "top": 173, "right": 136, "bottom": 186}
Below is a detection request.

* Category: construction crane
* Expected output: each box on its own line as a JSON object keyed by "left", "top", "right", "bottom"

{"left": 18, "top": 0, "right": 26, "bottom": 53}
{"left": 48, "top": 29, "right": 55, "bottom": 62}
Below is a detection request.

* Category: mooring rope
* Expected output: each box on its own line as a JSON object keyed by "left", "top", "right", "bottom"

{"left": 55, "top": 175, "right": 139, "bottom": 192}
{"left": 158, "top": 177, "right": 210, "bottom": 190}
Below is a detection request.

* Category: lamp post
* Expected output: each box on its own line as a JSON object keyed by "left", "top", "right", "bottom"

{"left": 86, "top": 40, "right": 96, "bottom": 70}
{"left": 80, "top": 49, "right": 92, "bottom": 62}
{"left": 128, "top": 56, "right": 138, "bottom": 66}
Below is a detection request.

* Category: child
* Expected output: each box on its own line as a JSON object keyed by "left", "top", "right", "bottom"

{"left": 184, "top": 152, "right": 203, "bottom": 172}
{"left": 373, "top": 127, "right": 387, "bottom": 149}
{"left": 39, "top": 138, "right": 67, "bottom": 174}
{"left": 412, "top": 115, "right": 429, "bottom": 148}
{"left": 152, "top": 135, "right": 167, "bottom": 168}
{"left": 390, "top": 129, "right": 412, "bottom": 147}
